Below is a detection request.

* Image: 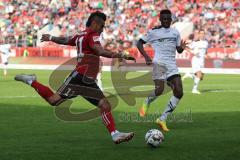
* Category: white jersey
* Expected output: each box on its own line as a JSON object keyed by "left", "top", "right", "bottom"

{"left": 141, "top": 27, "right": 181, "bottom": 65}
{"left": 189, "top": 40, "right": 208, "bottom": 61}
{"left": 189, "top": 40, "right": 208, "bottom": 73}
{"left": 0, "top": 44, "right": 11, "bottom": 64}
{"left": 0, "top": 44, "right": 11, "bottom": 55}
{"left": 141, "top": 27, "right": 181, "bottom": 80}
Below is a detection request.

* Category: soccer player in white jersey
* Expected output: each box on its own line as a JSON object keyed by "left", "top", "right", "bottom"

{"left": 0, "top": 40, "right": 11, "bottom": 76}
{"left": 182, "top": 30, "right": 208, "bottom": 94}
{"left": 136, "top": 9, "right": 188, "bottom": 132}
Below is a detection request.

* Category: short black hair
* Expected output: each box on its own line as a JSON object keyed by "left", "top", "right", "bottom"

{"left": 160, "top": 9, "right": 172, "bottom": 16}
{"left": 86, "top": 11, "right": 107, "bottom": 27}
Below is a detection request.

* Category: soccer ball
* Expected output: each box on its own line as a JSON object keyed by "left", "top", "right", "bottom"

{"left": 145, "top": 129, "right": 164, "bottom": 148}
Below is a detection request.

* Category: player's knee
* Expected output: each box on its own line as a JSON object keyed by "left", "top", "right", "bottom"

{"left": 48, "top": 99, "right": 58, "bottom": 106}
{"left": 98, "top": 98, "right": 111, "bottom": 112}
{"left": 155, "top": 87, "right": 164, "bottom": 96}
{"left": 174, "top": 90, "right": 184, "bottom": 99}
{"left": 47, "top": 95, "right": 62, "bottom": 106}
{"left": 200, "top": 73, "right": 204, "bottom": 80}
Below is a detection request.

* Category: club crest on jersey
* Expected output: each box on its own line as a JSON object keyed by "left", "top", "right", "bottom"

{"left": 93, "top": 36, "right": 100, "bottom": 42}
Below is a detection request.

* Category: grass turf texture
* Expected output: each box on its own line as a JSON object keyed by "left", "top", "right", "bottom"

{"left": 0, "top": 69, "right": 240, "bottom": 160}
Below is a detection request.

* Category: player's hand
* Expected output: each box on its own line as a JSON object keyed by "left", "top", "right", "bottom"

{"left": 180, "top": 40, "right": 189, "bottom": 50}
{"left": 145, "top": 56, "right": 152, "bottom": 65}
{"left": 122, "top": 54, "right": 136, "bottom": 62}
{"left": 41, "top": 34, "right": 52, "bottom": 42}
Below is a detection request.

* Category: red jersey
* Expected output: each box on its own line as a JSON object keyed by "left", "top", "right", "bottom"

{"left": 67, "top": 28, "right": 101, "bottom": 79}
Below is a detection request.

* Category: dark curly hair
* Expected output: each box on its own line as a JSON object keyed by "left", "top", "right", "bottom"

{"left": 86, "top": 11, "right": 107, "bottom": 27}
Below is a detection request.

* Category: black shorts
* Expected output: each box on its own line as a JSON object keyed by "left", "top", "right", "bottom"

{"left": 167, "top": 74, "right": 181, "bottom": 82}
{"left": 57, "top": 71, "right": 105, "bottom": 106}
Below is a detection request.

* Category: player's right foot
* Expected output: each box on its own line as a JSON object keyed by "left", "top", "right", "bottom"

{"left": 192, "top": 89, "right": 201, "bottom": 94}
{"left": 14, "top": 74, "right": 36, "bottom": 85}
{"left": 4, "top": 70, "right": 7, "bottom": 76}
{"left": 112, "top": 132, "right": 134, "bottom": 144}
{"left": 182, "top": 73, "right": 192, "bottom": 80}
{"left": 155, "top": 119, "right": 170, "bottom": 132}
{"left": 139, "top": 101, "right": 150, "bottom": 117}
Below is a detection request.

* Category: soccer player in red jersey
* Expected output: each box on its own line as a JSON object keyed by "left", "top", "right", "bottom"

{"left": 15, "top": 11, "right": 135, "bottom": 144}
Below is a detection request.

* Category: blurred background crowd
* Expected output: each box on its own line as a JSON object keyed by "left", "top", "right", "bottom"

{"left": 0, "top": 0, "right": 239, "bottom": 48}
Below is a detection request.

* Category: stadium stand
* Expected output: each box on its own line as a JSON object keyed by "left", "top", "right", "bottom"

{"left": 0, "top": 0, "right": 239, "bottom": 72}
{"left": 0, "top": 0, "right": 239, "bottom": 48}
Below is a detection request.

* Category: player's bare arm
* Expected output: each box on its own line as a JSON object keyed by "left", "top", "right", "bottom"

{"left": 92, "top": 44, "right": 136, "bottom": 62}
{"left": 136, "top": 39, "right": 152, "bottom": 65}
{"left": 41, "top": 34, "right": 71, "bottom": 45}
{"left": 176, "top": 40, "right": 189, "bottom": 53}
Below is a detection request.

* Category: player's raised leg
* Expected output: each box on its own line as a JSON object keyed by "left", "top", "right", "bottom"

{"left": 139, "top": 63, "right": 167, "bottom": 117}
{"left": 139, "top": 80, "right": 165, "bottom": 117}
{"left": 3, "top": 62, "right": 8, "bottom": 76}
{"left": 156, "top": 75, "right": 183, "bottom": 131}
{"left": 14, "top": 74, "right": 64, "bottom": 106}
{"left": 182, "top": 72, "right": 193, "bottom": 80}
{"left": 139, "top": 91, "right": 156, "bottom": 117}
{"left": 192, "top": 71, "right": 202, "bottom": 94}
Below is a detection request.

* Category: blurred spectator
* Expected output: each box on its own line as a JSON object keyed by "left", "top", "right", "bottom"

{"left": 0, "top": 0, "right": 239, "bottom": 48}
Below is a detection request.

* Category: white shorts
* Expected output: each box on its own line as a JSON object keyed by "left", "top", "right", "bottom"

{"left": 191, "top": 57, "right": 204, "bottom": 73}
{"left": 1, "top": 53, "right": 9, "bottom": 64}
{"left": 152, "top": 63, "right": 179, "bottom": 80}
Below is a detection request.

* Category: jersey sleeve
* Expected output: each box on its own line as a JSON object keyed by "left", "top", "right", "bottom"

{"left": 67, "top": 35, "right": 78, "bottom": 46}
{"left": 188, "top": 41, "right": 195, "bottom": 49}
{"left": 176, "top": 30, "right": 181, "bottom": 46}
{"left": 88, "top": 32, "right": 101, "bottom": 49}
{"left": 140, "top": 30, "right": 153, "bottom": 43}
{"left": 205, "top": 41, "right": 209, "bottom": 49}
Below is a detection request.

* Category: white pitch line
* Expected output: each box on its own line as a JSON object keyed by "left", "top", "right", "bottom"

{"left": 0, "top": 88, "right": 239, "bottom": 99}
{"left": 0, "top": 95, "right": 38, "bottom": 99}
{"left": 1, "top": 64, "right": 240, "bottom": 74}
{"left": 104, "top": 86, "right": 240, "bottom": 93}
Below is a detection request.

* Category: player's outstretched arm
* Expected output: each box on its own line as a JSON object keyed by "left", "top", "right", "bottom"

{"left": 176, "top": 40, "right": 189, "bottom": 53}
{"left": 136, "top": 39, "right": 152, "bottom": 65}
{"left": 92, "top": 44, "right": 136, "bottom": 62}
{"left": 41, "top": 34, "right": 70, "bottom": 45}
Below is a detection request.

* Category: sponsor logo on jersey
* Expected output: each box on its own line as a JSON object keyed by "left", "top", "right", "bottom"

{"left": 156, "top": 37, "right": 176, "bottom": 42}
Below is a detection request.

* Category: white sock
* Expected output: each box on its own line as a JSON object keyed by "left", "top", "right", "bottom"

{"left": 111, "top": 130, "right": 119, "bottom": 136}
{"left": 189, "top": 73, "right": 194, "bottom": 79}
{"left": 160, "top": 96, "right": 180, "bottom": 121}
{"left": 27, "top": 80, "right": 33, "bottom": 85}
{"left": 3, "top": 65, "right": 7, "bottom": 76}
{"left": 193, "top": 76, "right": 200, "bottom": 91}
{"left": 145, "top": 90, "right": 158, "bottom": 105}
{"left": 183, "top": 72, "right": 193, "bottom": 79}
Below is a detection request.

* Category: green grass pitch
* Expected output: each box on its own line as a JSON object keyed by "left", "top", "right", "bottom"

{"left": 0, "top": 69, "right": 240, "bottom": 160}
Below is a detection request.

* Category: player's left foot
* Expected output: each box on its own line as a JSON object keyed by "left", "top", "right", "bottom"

{"left": 139, "top": 101, "right": 150, "bottom": 117}
{"left": 182, "top": 73, "right": 192, "bottom": 80}
{"left": 14, "top": 74, "right": 36, "bottom": 85}
{"left": 155, "top": 119, "right": 170, "bottom": 132}
{"left": 192, "top": 89, "right": 201, "bottom": 94}
{"left": 112, "top": 132, "right": 134, "bottom": 144}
